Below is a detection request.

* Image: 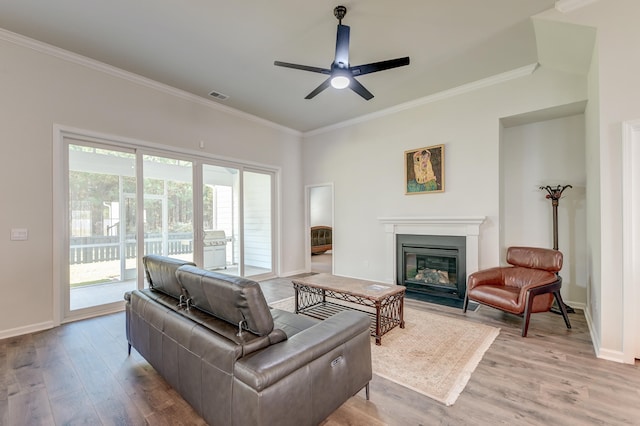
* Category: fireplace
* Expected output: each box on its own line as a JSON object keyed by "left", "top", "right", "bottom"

{"left": 397, "top": 234, "right": 466, "bottom": 300}
{"left": 378, "top": 216, "right": 485, "bottom": 307}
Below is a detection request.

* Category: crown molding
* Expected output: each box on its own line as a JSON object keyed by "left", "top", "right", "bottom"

{"left": 304, "top": 63, "right": 539, "bottom": 137}
{"left": 555, "top": 0, "right": 600, "bottom": 13}
{"left": 0, "top": 28, "right": 301, "bottom": 137}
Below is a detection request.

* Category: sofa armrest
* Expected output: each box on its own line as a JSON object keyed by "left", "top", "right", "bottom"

{"left": 234, "top": 310, "right": 370, "bottom": 392}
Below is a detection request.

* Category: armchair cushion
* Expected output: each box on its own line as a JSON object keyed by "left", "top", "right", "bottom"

{"left": 506, "top": 246, "right": 562, "bottom": 272}
{"left": 467, "top": 267, "right": 556, "bottom": 314}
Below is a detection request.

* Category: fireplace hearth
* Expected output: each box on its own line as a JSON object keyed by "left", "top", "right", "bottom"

{"left": 397, "top": 234, "right": 466, "bottom": 302}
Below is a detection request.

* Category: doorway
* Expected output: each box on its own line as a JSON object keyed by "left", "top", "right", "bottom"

{"left": 307, "top": 184, "right": 333, "bottom": 274}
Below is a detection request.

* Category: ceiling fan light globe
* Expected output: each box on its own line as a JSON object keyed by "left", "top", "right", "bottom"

{"left": 331, "top": 75, "right": 350, "bottom": 89}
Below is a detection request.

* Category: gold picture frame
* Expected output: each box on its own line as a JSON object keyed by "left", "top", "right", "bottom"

{"left": 405, "top": 144, "right": 444, "bottom": 194}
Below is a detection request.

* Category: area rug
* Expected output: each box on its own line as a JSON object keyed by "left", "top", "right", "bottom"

{"left": 269, "top": 297, "right": 499, "bottom": 406}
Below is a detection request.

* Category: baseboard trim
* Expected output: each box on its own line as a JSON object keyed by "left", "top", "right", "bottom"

{"left": 596, "top": 348, "right": 627, "bottom": 364}
{"left": 279, "top": 269, "right": 307, "bottom": 278}
{"left": 0, "top": 321, "right": 55, "bottom": 340}
{"left": 582, "top": 304, "right": 627, "bottom": 364}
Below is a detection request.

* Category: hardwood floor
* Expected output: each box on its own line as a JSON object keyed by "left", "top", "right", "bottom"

{"left": 1, "top": 276, "right": 639, "bottom": 425}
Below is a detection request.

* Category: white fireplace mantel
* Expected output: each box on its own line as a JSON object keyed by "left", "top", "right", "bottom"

{"left": 378, "top": 216, "right": 486, "bottom": 284}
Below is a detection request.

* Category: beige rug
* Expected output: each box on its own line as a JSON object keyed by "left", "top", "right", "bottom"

{"left": 269, "top": 297, "right": 499, "bottom": 406}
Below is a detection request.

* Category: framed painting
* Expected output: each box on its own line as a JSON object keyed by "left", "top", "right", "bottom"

{"left": 405, "top": 144, "right": 444, "bottom": 194}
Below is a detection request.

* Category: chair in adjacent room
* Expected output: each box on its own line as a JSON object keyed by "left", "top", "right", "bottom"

{"left": 463, "top": 246, "right": 571, "bottom": 337}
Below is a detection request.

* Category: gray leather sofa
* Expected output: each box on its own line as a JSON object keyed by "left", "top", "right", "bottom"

{"left": 125, "top": 255, "right": 372, "bottom": 426}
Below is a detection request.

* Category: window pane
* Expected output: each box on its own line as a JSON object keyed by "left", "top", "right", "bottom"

{"left": 202, "top": 164, "right": 238, "bottom": 273}
{"left": 68, "top": 144, "right": 137, "bottom": 310}
{"left": 143, "top": 155, "right": 194, "bottom": 262}
{"left": 243, "top": 171, "right": 272, "bottom": 277}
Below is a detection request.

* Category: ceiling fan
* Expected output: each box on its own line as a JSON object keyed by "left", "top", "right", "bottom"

{"left": 274, "top": 5, "right": 410, "bottom": 100}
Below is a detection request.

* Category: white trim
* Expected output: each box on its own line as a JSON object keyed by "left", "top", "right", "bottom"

{"left": 622, "top": 119, "right": 640, "bottom": 363}
{"left": 555, "top": 0, "right": 600, "bottom": 13}
{"left": 596, "top": 348, "right": 627, "bottom": 364}
{"left": 563, "top": 300, "right": 586, "bottom": 311}
{"left": 62, "top": 304, "right": 125, "bottom": 324}
{"left": 378, "top": 216, "right": 486, "bottom": 284}
{"left": 304, "top": 64, "right": 538, "bottom": 137}
{"left": 583, "top": 303, "right": 600, "bottom": 356}
{"left": 52, "top": 125, "right": 65, "bottom": 327}
{"left": 0, "top": 28, "right": 301, "bottom": 137}
{"left": 0, "top": 321, "right": 55, "bottom": 340}
{"left": 279, "top": 269, "right": 308, "bottom": 278}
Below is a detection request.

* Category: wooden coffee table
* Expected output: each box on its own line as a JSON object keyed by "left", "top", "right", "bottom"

{"left": 291, "top": 273, "right": 405, "bottom": 345}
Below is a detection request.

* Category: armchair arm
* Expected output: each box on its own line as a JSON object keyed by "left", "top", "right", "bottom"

{"left": 518, "top": 274, "right": 560, "bottom": 294}
{"left": 234, "top": 310, "right": 370, "bottom": 391}
{"left": 467, "top": 267, "right": 504, "bottom": 290}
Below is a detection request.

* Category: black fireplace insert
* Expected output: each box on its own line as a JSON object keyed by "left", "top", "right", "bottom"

{"left": 396, "top": 234, "right": 466, "bottom": 300}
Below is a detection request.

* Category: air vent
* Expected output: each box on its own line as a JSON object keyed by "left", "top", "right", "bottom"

{"left": 208, "top": 90, "right": 229, "bottom": 100}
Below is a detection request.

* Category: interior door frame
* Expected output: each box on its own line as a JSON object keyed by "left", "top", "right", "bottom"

{"left": 622, "top": 119, "right": 640, "bottom": 363}
{"left": 305, "top": 183, "right": 334, "bottom": 273}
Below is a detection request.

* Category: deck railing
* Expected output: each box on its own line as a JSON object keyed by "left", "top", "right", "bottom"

{"left": 69, "top": 233, "right": 193, "bottom": 264}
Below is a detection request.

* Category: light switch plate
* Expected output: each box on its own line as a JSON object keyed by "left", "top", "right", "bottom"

{"left": 10, "top": 228, "right": 28, "bottom": 241}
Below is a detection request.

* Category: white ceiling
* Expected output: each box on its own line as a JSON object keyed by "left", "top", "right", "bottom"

{"left": 0, "top": 0, "right": 580, "bottom": 132}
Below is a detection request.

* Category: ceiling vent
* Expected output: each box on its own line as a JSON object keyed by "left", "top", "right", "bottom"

{"left": 208, "top": 90, "right": 229, "bottom": 100}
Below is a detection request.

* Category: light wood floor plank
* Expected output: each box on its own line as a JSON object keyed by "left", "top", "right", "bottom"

{"left": 0, "top": 276, "right": 638, "bottom": 425}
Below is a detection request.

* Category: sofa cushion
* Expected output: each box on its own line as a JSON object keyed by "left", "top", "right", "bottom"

{"left": 143, "top": 255, "right": 196, "bottom": 299}
{"left": 176, "top": 265, "right": 274, "bottom": 336}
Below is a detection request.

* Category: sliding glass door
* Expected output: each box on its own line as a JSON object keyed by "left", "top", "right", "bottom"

{"left": 61, "top": 132, "right": 276, "bottom": 321}
{"left": 67, "top": 142, "right": 137, "bottom": 312}
{"left": 199, "top": 164, "right": 274, "bottom": 278}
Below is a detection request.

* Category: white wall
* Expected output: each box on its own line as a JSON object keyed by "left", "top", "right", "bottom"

{"left": 536, "top": 0, "right": 640, "bottom": 362}
{"left": 501, "top": 114, "right": 587, "bottom": 306}
{"left": 303, "top": 67, "right": 587, "bottom": 283}
{"left": 309, "top": 185, "right": 333, "bottom": 227}
{"left": 0, "top": 33, "right": 304, "bottom": 336}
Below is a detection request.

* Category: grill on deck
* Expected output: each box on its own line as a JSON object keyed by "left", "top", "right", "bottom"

{"left": 204, "top": 230, "right": 227, "bottom": 269}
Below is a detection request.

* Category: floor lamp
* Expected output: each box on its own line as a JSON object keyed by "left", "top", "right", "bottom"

{"left": 539, "top": 184, "right": 575, "bottom": 314}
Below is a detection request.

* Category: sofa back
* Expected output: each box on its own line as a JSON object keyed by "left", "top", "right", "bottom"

{"left": 176, "top": 265, "right": 275, "bottom": 336}
{"left": 143, "top": 255, "right": 195, "bottom": 299}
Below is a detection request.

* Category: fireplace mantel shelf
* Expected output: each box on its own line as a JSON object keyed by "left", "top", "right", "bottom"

{"left": 378, "top": 217, "right": 486, "bottom": 225}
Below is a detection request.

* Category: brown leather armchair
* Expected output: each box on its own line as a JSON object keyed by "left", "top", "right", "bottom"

{"left": 463, "top": 246, "right": 571, "bottom": 337}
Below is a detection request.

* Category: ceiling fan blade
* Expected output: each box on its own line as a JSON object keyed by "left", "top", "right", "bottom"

{"left": 349, "top": 78, "right": 374, "bottom": 100}
{"left": 305, "top": 78, "right": 332, "bottom": 99}
{"left": 350, "top": 57, "right": 410, "bottom": 76}
{"left": 274, "top": 61, "right": 331, "bottom": 75}
{"left": 334, "top": 24, "right": 350, "bottom": 67}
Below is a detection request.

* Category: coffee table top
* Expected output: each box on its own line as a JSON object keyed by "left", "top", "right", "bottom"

{"left": 292, "top": 273, "right": 405, "bottom": 301}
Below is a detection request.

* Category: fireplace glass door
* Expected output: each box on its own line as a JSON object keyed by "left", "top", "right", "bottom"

{"left": 404, "top": 247, "right": 458, "bottom": 291}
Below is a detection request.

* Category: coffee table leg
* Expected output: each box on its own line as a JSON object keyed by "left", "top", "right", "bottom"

{"left": 400, "top": 295, "right": 405, "bottom": 329}
{"left": 375, "top": 302, "right": 382, "bottom": 346}
{"left": 294, "top": 285, "right": 299, "bottom": 313}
